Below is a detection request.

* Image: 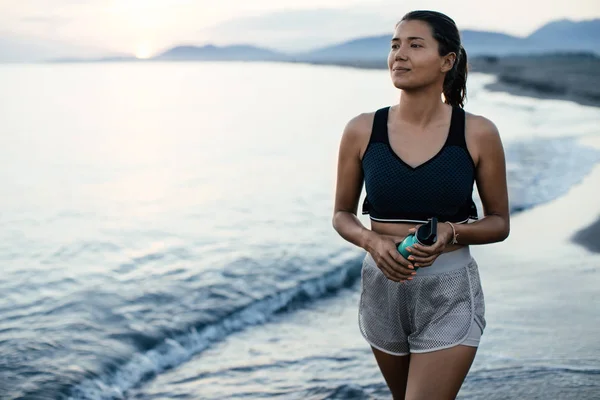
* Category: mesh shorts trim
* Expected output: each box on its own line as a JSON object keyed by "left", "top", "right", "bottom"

{"left": 361, "top": 316, "right": 483, "bottom": 356}
{"left": 363, "top": 336, "right": 411, "bottom": 356}
{"left": 459, "top": 321, "right": 483, "bottom": 348}
{"left": 358, "top": 247, "right": 486, "bottom": 355}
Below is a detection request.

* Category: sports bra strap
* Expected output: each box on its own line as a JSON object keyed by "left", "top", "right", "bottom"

{"left": 369, "top": 106, "right": 391, "bottom": 144}
{"left": 445, "top": 107, "right": 467, "bottom": 149}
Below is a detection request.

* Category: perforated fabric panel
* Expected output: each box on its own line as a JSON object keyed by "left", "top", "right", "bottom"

{"left": 361, "top": 142, "right": 476, "bottom": 222}
{"left": 358, "top": 254, "right": 485, "bottom": 354}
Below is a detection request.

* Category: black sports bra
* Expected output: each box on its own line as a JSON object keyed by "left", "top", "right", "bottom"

{"left": 361, "top": 106, "right": 478, "bottom": 224}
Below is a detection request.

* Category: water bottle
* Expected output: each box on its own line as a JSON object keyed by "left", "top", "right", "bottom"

{"left": 396, "top": 217, "right": 438, "bottom": 269}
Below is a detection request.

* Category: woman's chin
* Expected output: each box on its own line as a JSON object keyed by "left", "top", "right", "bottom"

{"left": 391, "top": 79, "right": 412, "bottom": 90}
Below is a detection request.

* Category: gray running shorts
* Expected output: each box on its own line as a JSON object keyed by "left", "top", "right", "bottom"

{"left": 358, "top": 246, "right": 486, "bottom": 355}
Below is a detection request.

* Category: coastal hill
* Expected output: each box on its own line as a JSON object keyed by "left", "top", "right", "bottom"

{"left": 148, "top": 18, "right": 600, "bottom": 63}
{"left": 294, "top": 18, "right": 600, "bottom": 63}
{"left": 154, "top": 44, "right": 288, "bottom": 61}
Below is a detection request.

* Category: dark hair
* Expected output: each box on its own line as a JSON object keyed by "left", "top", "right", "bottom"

{"left": 399, "top": 10, "right": 468, "bottom": 108}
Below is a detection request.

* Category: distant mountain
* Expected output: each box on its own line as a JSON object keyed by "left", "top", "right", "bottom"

{"left": 527, "top": 19, "right": 600, "bottom": 52}
{"left": 459, "top": 30, "right": 533, "bottom": 56}
{"left": 294, "top": 35, "right": 389, "bottom": 62}
{"left": 47, "top": 44, "right": 290, "bottom": 64}
{"left": 49, "top": 55, "right": 138, "bottom": 63}
{"left": 153, "top": 44, "right": 289, "bottom": 61}
{"left": 295, "top": 30, "right": 535, "bottom": 62}
{"left": 299, "top": 18, "right": 600, "bottom": 62}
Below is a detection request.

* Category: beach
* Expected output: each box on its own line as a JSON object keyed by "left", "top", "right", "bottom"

{"left": 1, "top": 61, "right": 599, "bottom": 400}
{"left": 469, "top": 53, "right": 600, "bottom": 108}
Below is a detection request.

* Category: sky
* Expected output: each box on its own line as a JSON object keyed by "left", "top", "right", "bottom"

{"left": 1, "top": 0, "right": 599, "bottom": 60}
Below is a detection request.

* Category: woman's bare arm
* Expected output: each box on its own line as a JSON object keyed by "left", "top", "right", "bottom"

{"left": 331, "top": 113, "right": 375, "bottom": 250}
{"left": 332, "top": 113, "right": 415, "bottom": 281}
{"left": 450, "top": 115, "right": 510, "bottom": 244}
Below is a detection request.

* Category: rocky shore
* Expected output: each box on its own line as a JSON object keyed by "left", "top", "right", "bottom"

{"left": 299, "top": 52, "right": 600, "bottom": 108}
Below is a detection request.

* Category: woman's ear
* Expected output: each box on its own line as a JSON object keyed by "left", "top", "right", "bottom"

{"left": 441, "top": 52, "right": 456, "bottom": 73}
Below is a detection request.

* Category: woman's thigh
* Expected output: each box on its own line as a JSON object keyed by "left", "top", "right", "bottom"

{"left": 370, "top": 346, "right": 411, "bottom": 400}
{"left": 405, "top": 345, "right": 478, "bottom": 400}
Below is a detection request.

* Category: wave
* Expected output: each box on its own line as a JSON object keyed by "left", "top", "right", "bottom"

{"left": 66, "top": 254, "right": 364, "bottom": 400}
{"left": 481, "top": 135, "right": 600, "bottom": 215}
{"left": 471, "top": 364, "right": 600, "bottom": 381}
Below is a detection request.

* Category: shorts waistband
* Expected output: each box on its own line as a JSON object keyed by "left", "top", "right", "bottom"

{"left": 365, "top": 246, "right": 473, "bottom": 277}
{"left": 414, "top": 246, "right": 472, "bottom": 276}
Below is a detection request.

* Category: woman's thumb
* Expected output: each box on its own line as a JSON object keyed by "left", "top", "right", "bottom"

{"left": 408, "top": 224, "right": 421, "bottom": 233}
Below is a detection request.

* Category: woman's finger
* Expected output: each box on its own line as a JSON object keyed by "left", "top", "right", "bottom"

{"left": 375, "top": 257, "right": 402, "bottom": 282}
{"left": 383, "top": 254, "right": 415, "bottom": 279}
{"left": 413, "top": 254, "right": 439, "bottom": 267}
{"left": 406, "top": 246, "right": 429, "bottom": 257}
{"left": 409, "top": 224, "right": 422, "bottom": 233}
{"left": 379, "top": 261, "right": 410, "bottom": 282}
{"left": 407, "top": 254, "right": 435, "bottom": 264}
{"left": 380, "top": 266, "right": 400, "bottom": 282}
{"left": 412, "top": 241, "right": 446, "bottom": 256}
{"left": 409, "top": 243, "right": 437, "bottom": 256}
{"left": 389, "top": 249, "right": 416, "bottom": 271}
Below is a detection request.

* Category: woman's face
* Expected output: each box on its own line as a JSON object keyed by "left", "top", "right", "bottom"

{"left": 388, "top": 19, "right": 454, "bottom": 91}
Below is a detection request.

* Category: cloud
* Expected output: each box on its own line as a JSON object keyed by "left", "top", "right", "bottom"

{"left": 202, "top": 8, "right": 397, "bottom": 52}
{"left": 201, "top": 0, "right": 600, "bottom": 52}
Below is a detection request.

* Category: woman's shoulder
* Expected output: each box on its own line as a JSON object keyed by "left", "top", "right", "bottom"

{"left": 339, "top": 110, "right": 379, "bottom": 159}
{"left": 464, "top": 111, "right": 501, "bottom": 142}
{"left": 343, "top": 111, "right": 376, "bottom": 137}
{"left": 464, "top": 110, "right": 504, "bottom": 166}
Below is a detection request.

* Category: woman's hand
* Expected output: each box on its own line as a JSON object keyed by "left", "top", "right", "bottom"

{"left": 368, "top": 233, "right": 417, "bottom": 282}
{"left": 405, "top": 222, "right": 454, "bottom": 268}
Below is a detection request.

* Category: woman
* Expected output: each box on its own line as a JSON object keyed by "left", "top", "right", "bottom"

{"left": 332, "top": 10, "right": 510, "bottom": 400}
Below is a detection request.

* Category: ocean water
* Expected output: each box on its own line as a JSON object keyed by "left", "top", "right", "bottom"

{"left": 0, "top": 61, "right": 599, "bottom": 400}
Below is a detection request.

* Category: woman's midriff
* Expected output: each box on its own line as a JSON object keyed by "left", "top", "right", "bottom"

{"left": 371, "top": 220, "right": 465, "bottom": 254}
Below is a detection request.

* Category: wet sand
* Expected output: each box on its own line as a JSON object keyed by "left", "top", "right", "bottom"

{"left": 469, "top": 53, "right": 600, "bottom": 108}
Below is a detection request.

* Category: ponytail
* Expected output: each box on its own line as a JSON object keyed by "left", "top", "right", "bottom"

{"left": 443, "top": 45, "right": 468, "bottom": 108}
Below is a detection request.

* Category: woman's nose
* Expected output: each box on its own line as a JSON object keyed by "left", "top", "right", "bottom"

{"left": 395, "top": 47, "right": 408, "bottom": 61}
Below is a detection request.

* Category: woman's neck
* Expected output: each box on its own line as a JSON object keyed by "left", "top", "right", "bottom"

{"left": 395, "top": 87, "right": 447, "bottom": 128}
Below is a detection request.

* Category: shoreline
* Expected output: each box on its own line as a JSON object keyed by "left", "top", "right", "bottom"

{"left": 469, "top": 53, "right": 600, "bottom": 109}
{"left": 297, "top": 53, "right": 600, "bottom": 109}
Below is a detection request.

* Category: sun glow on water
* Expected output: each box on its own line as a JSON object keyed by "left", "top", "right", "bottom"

{"left": 135, "top": 42, "right": 154, "bottom": 59}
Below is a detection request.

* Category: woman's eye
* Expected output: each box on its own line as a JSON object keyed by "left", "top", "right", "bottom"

{"left": 411, "top": 44, "right": 422, "bottom": 48}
